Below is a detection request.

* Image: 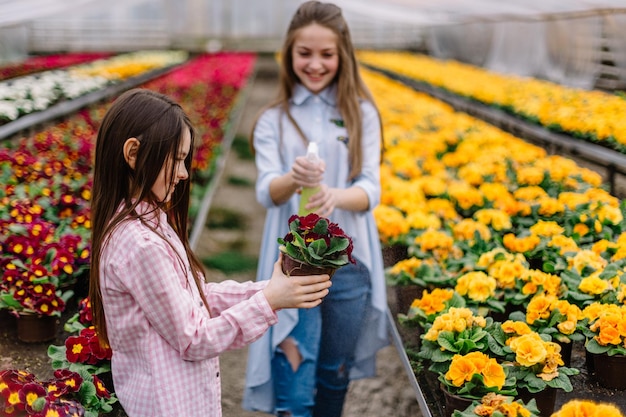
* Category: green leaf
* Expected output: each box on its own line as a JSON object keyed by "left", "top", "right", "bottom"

{"left": 437, "top": 331, "right": 458, "bottom": 352}
{"left": 585, "top": 339, "right": 611, "bottom": 354}
{"left": 546, "top": 372, "right": 573, "bottom": 392}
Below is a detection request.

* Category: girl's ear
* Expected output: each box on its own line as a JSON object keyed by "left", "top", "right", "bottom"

{"left": 123, "top": 138, "right": 140, "bottom": 169}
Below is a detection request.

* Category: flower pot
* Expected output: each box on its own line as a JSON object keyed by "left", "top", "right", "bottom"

{"left": 382, "top": 243, "right": 409, "bottom": 268}
{"left": 516, "top": 386, "right": 557, "bottom": 416}
{"left": 0, "top": 309, "right": 15, "bottom": 332}
{"left": 591, "top": 352, "right": 626, "bottom": 390}
{"left": 281, "top": 255, "right": 336, "bottom": 278}
{"left": 394, "top": 284, "right": 424, "bottom": 315}
{"left": 557, "top": 340, "right": 573, "bottom": 368}
{"left": 440, "top": 385, "right": 473, "bottom": 417}
{"left": 16, "top": 313, "right": 58, "bottom": 343}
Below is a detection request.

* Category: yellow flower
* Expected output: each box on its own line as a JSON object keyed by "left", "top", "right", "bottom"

{"left": 508, "top": 333, "right": 547, "bottom": 367}
{"left": 473, "top": 208, "right": 512, "bottom": 231}
{"left": 568, "top": 249, "right": 607, "bottom": 274}
{"left": 526, "top": 293, "right": 553, "bottom": 324}
{"left": 373, "top": 204, "right": 409, "bottom": 244}
{"left": 552, "top": 399, "right": 625, "bottom": 417}
{"left": 452, "top": 218, "right": 491, "bottom": 241}
{"left": 503, "top": 233, "right": 541, "bottom": 254}
{"left": 578, "top": 273, "right": 610, "bottom": 295}
{"left": 501, "top": 320, "right": 532, "bottom": 336}
{"left": 516, "top": 166, "right": 545, "bottom": 186}
{"left": 529, "top": 220, "right": 564, "bottom": 237}
{"left": 481, "top": 357, "right": 506, "bottom": 390}
{"left": 389, "top": 257, "right": 423, "bottom": 276}
{"left": 456, "top": 271, "right": 497, "bottom": 303}
{"left": 445, "top": 354, "right": 478, "bottom": 387}
{"left": 414, "top": 228, "right": 454, "bottom": 252}
{"left": 488, "top": 258, "right": 526, "bottom": 289}
{"left": 411, "top": 288, "right": 455, "bottom": 316}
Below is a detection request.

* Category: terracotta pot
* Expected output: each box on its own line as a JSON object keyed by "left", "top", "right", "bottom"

{"left": 591, "top": 352, "right": 626, "bottom": 390}
{"left": 16, "top": 313, "right": 58, "bottom": 343}
{"left": 516, "top": 386, "right": 557, "bottom": 416}
{"left": 440, "top": 385, "right": 473, "bottom": 417}
{"left": 382, "top": 244, "right": 409, "bottom": 268}
{"left": 281, "top": 255, "right": 336, "bottom": 278}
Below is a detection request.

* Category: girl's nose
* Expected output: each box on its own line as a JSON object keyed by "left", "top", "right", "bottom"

{"left": 309, "top": 56, "right": 323, "bottom": 69}
{"left": 179, "top": 163, "right": 189, "bottom": 180}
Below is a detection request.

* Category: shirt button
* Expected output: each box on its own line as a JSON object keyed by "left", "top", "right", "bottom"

{"left": 313, "top": 97, "right": 320, "bottom": 103}
{"left": 216, "top": 372, "right": 220, "bottom": 378}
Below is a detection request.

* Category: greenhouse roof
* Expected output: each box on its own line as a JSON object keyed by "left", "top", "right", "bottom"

{"left": 334, "top": 0, "right": 626, "bottom": 26}
{"left": 2, "top": 0, "right": 626, "bottom": 29}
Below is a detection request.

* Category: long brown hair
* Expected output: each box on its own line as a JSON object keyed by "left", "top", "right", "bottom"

{"left": 251, "top": 0, "right": 383, "bottom": 180}
{"left": 89, "top": 88, "right": 207, "bottom": 346}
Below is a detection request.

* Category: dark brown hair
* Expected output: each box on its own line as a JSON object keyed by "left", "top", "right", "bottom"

{"left": 252, "top": 0, "right": 383, "bottom": 180}
{"left": 89, "top": 88, "right": 207, "bottom": 346}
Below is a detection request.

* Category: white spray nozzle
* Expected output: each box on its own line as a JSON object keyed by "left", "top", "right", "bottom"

{"left": 306, "top": 142, "right": 319, "bottom": 162}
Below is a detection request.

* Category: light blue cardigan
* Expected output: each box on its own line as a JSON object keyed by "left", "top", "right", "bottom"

{"left": 242, "top": 83, "right": 390, "bottom": 413}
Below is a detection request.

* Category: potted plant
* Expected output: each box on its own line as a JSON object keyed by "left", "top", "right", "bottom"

{"left": 0, "top": 258, "right": 74, "bottom": 343}
{"left": 386, "top": 257, "right": 456, "bottom": 314}
{"left": 495, "top": 322, "right": 579, "bottom": 416}
{"left": 0, "top": 367, "right": 116, "bottom": 417}
{"left": 581, "top": 302, "right": 626, "bottom": 389}
{"left": 439, "top": 351, "right": 516, "bottom": 416}
{"left": 417, "top": 307, "right": 504, "bottom": 375}
{"left": 551, "top": 399, "right": 625, "bottom": 417}
{"left": 278, "top": 213, "right": 354, "bottom": 277}
{"left": 508, "top": 293, "right": 585, "bottom": 366}
{"left": 452, "top": 393, "right": 540, "bottom": 417}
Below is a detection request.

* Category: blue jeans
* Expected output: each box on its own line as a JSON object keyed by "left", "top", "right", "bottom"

{"left": 272, "top": 260, "right": 371, "bottom": 417}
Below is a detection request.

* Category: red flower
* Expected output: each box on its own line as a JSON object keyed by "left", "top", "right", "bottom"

{"left": 51, "top": 370, "right": 83, "bottom": 395}
{"left": 77, "top": 298, "right": 92, "bottom": 324}
{"left": 19, "top": 382, "right": 46, "bottom": 414}
{"left": 92, "top": 376, "right": 110, "bottom": 399}
{"left": 65, "top": 336, "right": 91, "bottom": 364}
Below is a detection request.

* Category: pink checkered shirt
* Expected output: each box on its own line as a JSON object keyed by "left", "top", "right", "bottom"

{"left": 100, "top": 204, "right": 277, "bottom": 417}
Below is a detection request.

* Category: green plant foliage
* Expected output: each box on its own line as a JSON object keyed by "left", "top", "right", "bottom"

{"left": 202, "top": 251, "right": 258, "bottom": 274}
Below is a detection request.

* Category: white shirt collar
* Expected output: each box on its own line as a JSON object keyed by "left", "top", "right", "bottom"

{"left": 292, "top": 83, "right": 337, "bottom": 107}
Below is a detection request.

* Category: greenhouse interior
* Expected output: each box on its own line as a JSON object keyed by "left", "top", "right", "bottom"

{"left": 1, "top": 0, "right": 626, "bottom": 416}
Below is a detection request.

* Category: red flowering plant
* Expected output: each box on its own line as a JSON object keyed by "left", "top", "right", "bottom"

{"left": 0, "top": 220, "right": 88, "bottom": 317}
{"left": 0, "top": 123, "right": 93, "bottom": 318}
{"left": 46, "top": 297, "right": 117, "bottom": 416}
{"left": 0, "top": 367, "right": 116, "bottom": 417}
{"left": 48, "top": 297, "right": 112, "bottom": 378}
{"left": 278, "top": 213, "right": 355, "bottom": 270}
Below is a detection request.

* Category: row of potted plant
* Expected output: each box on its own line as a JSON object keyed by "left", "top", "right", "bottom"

{"left": 0, "top": 50, "right": 189, "bottom": 124}
{"left": 358, "top": 51, "right": 626, "bottom": 154}
{"left": 0, "top": 52, "right": 256, "bottom": 324}
{"left": 0, "top": 52, "right": 112, "bottom": 82}
{"left": 451, "top": 393, "right": 624, "bottom": 417}
{"left": 0, "top": 51, "right": 257, "bottom": 415}
{"left": 361, "top": 67, "right": 626, "bottom": 413}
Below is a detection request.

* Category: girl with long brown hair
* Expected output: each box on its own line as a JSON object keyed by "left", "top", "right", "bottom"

{"left": 243, "top": 2, "right": 389, "bottom": 416}
{"left": 89, "top": 88, "right": 331, "bottom": 417}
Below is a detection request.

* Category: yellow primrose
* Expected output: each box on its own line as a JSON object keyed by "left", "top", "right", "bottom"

{"left": 529, "top": 220, "right": 564, "bottom": 237}
{"left": 473, "top": 208, "right": 512, "bottom": 231}
{"left": 508, "top": 333, "right": 547, "bottom": 367}
{"left": 455, "top": 271, "right": 497, "bottom": 303}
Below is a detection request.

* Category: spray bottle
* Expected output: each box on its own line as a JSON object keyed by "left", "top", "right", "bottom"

{"left": 298, "top": 141, "right": 321, "bottom": 216}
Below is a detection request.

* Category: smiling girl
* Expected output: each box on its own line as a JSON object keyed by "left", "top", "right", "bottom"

{"left": 243, "top": 2, "right": 389, "bottom": 416}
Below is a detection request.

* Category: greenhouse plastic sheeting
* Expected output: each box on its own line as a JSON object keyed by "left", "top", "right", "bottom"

{"left": 2, "top": 0, "right": 626, "bottom": 89}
